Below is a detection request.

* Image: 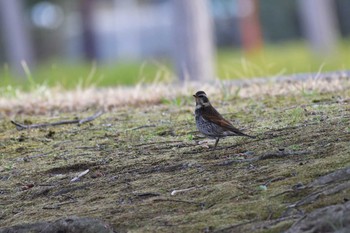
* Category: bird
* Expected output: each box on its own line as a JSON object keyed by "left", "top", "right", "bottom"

{"left": 193, "top": 91, "right": 255, "bottom": 148}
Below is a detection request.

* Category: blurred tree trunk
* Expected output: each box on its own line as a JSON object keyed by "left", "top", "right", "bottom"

{"left": 0, "top": 0, "right": 34, "bottom": 77}
{"left": 80, "top": 0, "right": 97, "bottom": 61}
{"left": 172, "top": 0, "right": 215, "bottom": 82}
{"left": 297, "top": 0, "right": 339, "bottom": 56}
{"left": 237, "top": 0, "right": 263, "bottom": 54}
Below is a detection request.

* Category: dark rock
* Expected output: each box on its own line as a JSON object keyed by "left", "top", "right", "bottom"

{"left": 285, "top": 202, "right": 350, "bottom": 233}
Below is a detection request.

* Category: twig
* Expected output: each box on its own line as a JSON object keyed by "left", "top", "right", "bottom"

{"left": 11, "top": 111, "right": 104, "bottom": 130}
{"left": 130, "top": 124, "right": 156, "bottom": 131}
{"left": 171, "top": 187, "right": 197, "bottom": 196}
{"left": 71, "top": 169, "right": 90, "bottom": 182}
{"left": 264, "top": 176, "right": 288, "bottom": 186}
{"left": 270, "top": 189, "right": 295, "bottom": 198}
{"left": 78, "top": 111, "right": 104, "bottom": 125}
{"left": 152, "top": 198, "right": 199, "bottom": 205}
{"left": 133, "top": 192, "right": 161, "bottom": 198}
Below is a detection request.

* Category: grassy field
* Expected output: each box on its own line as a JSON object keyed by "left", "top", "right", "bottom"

{"left": 1, "top": 41, "right": 350, "bottom": 92}
{"left": 216, "top": 41, "right": 350, "bottom": 79}
{"left": 1, "top": 75, "right": 350, "bottom": 232}
{"left": 1, "top": 40, "right": 350, "bottom": 232}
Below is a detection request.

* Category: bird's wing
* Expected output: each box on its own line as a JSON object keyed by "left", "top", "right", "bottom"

{"left": 201, "top": 106, "right": 253, "bottom": 137}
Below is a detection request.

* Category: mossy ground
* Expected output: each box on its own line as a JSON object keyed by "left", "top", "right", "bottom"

{"left": 1, "top": 78, "right": 350, "bottom": 232}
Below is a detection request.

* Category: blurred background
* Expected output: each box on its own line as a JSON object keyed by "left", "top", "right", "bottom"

{"left": 0, "top": 0, "right": 350, "bottom": 90}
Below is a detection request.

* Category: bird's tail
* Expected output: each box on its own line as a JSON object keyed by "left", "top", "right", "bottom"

{"left": 227, "top": 125, "right": 256, "bottom": 138}
{"left": 229, "top": 130, "right": 256, "bottom": 138}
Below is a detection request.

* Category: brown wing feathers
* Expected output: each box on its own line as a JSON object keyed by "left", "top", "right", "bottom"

{"left": 201, "top": 105, "right": 255, "bottom": 138}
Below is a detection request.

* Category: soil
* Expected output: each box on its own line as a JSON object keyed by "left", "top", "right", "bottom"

{"left": 1, "top": 76, "right": 350, "bottom": 232}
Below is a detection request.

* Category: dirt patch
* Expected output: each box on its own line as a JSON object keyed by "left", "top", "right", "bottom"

{"left": 0, "top": 216, "right": 114, "bottom": 233}
{"left": 1, "top": 76, "right": 350, "bottom": 232}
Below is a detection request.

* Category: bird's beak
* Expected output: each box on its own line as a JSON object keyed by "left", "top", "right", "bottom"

{"left": 193, "top": 95, "right": 197, "bottom": 98}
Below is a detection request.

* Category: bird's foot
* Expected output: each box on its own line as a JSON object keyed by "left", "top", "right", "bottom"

{"left": 198, "top": 139, "right": 218, "bottom": 149}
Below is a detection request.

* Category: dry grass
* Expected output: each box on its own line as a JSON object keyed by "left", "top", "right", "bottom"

{"left": 0, "top": 71, "right": 349, "bottom": 116}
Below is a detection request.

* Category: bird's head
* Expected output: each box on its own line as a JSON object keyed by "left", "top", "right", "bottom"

{"left": 193, "top": 91, "right": 211, "bottom": 108}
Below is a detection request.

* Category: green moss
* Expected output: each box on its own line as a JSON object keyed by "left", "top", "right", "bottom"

{"left": 1, "top": 88, "right": 350, "bottom": 232}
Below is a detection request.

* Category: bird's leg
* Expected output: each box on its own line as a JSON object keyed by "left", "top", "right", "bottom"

{"left": 214, "top": 138, "right": 220, "bottom": 148}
